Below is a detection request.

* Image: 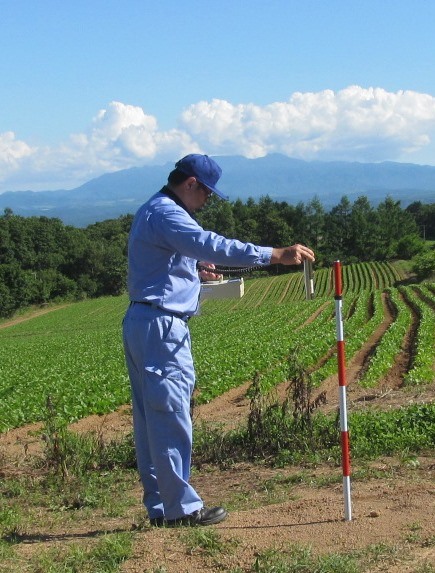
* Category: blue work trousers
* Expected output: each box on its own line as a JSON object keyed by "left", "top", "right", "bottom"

{"left": 122, "top": 302, "right": 203, "bottom": 520}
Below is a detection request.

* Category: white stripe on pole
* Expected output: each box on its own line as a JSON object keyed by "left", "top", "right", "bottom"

{"left": 303, "top": 259, "right": 315, "bottom": 300}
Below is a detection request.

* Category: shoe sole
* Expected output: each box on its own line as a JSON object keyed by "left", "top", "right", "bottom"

{"left": 197, "top": 509, "right": 228, "bottom": 526}
{"left": 166, "top": 509, "right": 228, "bottom": 527}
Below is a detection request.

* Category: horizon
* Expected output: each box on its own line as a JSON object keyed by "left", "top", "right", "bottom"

{"left": 2, "top": 153, "right": 435, "bottom": 196}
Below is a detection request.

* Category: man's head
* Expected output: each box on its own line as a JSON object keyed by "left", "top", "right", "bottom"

{"left": 171, "top": 154, "right": 228, "bottom": 201}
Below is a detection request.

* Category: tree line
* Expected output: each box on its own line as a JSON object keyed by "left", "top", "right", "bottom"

{"left": 1, "top": 195, "right": 434, "bottom": 318}
{"left": 0, "top": 209, "right": 131, "bottom": 317}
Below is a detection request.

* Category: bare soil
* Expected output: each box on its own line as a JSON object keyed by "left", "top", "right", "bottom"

{"left": 1, "top": 301, "right": 435, "bottom": 572}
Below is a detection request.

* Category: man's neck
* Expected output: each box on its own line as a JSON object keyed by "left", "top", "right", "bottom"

{"left": 161, "top": 185, "right": 192, "bottom": 214}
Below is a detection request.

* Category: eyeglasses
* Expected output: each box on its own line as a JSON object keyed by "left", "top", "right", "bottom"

{"left": 196, "top": 180, "right": 212, "bottom": 199}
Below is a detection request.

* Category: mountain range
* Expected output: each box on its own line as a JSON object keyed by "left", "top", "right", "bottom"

{"left": 1, "top": 154, "right": 435, "bottom": 227}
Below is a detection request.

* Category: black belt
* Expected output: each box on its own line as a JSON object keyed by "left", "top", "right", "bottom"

{"left": 132, "top": 301, "right": 191, "bottom": 322}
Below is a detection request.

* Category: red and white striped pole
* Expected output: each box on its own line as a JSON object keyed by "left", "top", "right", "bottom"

{"left": 334, "top": 260, "right": 352, "bottom": 521}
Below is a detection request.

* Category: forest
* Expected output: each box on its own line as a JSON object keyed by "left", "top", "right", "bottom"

{"left": 0, "top": 194, "right": 434, "bottom": 318}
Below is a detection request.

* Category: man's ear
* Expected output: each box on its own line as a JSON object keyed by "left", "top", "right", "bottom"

{"left": 185, "top": 176, "right": 197, "bottom": 191}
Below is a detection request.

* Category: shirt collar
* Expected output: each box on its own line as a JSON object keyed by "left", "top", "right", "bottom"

{"left": 159, "top": 185, "right": 192, "bottom": 213}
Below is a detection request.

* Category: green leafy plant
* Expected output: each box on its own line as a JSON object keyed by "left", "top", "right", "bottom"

{"left": 252, "top": 544, "right": 359, "bottom": 573}
{"left": 28, "top": 532, "right": 133, "bottom": 573}
{"left": 181, "top": 527, "right": 238, "bottom": 557}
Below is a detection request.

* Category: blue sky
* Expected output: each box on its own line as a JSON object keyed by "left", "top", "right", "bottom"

{"left": 2, "top": 0, "right": 435, "bottom": 191}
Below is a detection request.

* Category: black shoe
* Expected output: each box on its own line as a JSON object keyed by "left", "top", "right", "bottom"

{"left": 166, "top": 506, "right": 228, "bottom": 527}
{"left": 149, "top": 516, "right": 165, "bottom": 527}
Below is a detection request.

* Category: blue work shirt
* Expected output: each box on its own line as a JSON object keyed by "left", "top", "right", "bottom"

{"left": 127, "top": 187, "right": 273, "bottom": 316}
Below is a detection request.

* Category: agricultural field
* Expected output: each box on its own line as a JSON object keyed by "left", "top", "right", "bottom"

{"left": 0, "top": 261, "right": 433, "bottom": 432}
{"left": 1, "top": 261, "right": 435, "bottom": 573}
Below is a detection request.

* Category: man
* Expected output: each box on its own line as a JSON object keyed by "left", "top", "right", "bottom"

{"left": 123, "top": 154, "right": 315, "bottom": 527}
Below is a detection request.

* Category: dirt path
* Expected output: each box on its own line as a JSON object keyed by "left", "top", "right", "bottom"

{"left": 0, "top": 304, "right": 71, "bottom": 329}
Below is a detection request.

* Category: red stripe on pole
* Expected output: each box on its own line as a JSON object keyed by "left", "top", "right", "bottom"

{"left": 341, "top": 431, "right": 351, "bottom": 477}
{"left": 334, "top": 260, "right": 342, "bottom": 296}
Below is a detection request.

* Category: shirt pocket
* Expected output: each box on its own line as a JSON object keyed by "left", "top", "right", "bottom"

{"left": 144, "top": 365, "right": 182, "bottom": 413}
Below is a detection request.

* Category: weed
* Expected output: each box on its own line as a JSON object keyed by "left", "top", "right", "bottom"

{"left": 0, "top": 505, "right": 24, "bottom": 544}
{"left": 224, "top": 475, "right": 300, "bottom": 512}
{"left": 252, "top": 544, "right": 360, "bottom": 573}
{"left": 421, "top": 535, "right": 435, "bottom": 548}
{"left": 415, "top": 564, "right": 435, "bottom": 573}
{"left": 247, "top": 352, "right": 328, "bottom": 458}
{"left": 40, "top": 396, "right": 72, "bottom": 480}
{"left": 43, "top": 472, "right": 136, "bottom": 515}
{"left": 38, "top": 396, "right": 136, "bottom": 480}
{"left": 194, "top": 353, "right": 337, "bottom": 466}
{"left": 405, "top": 522, "right": 424, "bottom": 544}
{"left": 20, "top": 532, "right": 133, "bottom": 573}
{"left": 193, "top": 420, "right": 241, "bottom": 468}
{"left": 0, "top": 537, "right": 16, "bottom": 561}
{"left": 399, "top": 448, "right": 421, "bottom": 468}
{"left": 181, "top": 527, "right": 238, "bottom": 557}
{"left": 194, "top": 380, "right": 435, "bottom": 467}
{"left": 0, "top": 533, "right": 132, "bottom": 573}
{"left": 251, "top": 541, "right": 406, "bottom": 573}
{"left": 0, "top": 467, "right": 137, "bottom": 554}
{"left": 262, "top": 471, "right": 342, "bottom": 492}
{"left": 355, "top": 542, "right": 402, "bottom": 569}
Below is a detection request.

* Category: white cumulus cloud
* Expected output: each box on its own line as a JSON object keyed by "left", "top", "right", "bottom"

{"left": 68, "top": 101, "right": 197, "bottom": 169}
{"left": 1, "top": 87, "right": 435, "bottom": 191}
{"left": 0, "top": 132, "right": 36, "bottom": 178}
{"left": 180, "top": 87, "right": 435, "bottom": 162}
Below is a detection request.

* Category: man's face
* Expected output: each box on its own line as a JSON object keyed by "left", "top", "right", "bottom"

{"left": 190, "top": 179, "right": 213, "bottom": 211}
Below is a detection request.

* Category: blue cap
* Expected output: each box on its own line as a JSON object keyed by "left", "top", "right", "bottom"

{"left": 175, "top": 154, "right": 229, "bottom": 200}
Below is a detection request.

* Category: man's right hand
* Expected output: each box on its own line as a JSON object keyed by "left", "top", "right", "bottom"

{"left": 271, "top": 244, "right": 315, "bottom": 266}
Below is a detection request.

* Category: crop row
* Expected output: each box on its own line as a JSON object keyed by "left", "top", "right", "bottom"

{"left": 341, "top": 262, "right": 400, "bottom": 293}
{"left": 400, "top": 285, "right": 435, "bottom": 386}
{"left": 358, "top": 288, "right": 413, "bottom": 387}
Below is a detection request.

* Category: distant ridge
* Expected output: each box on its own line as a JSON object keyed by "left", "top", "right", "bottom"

{"left": 1, "top": 154, "right": 434, "bottom": 227}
